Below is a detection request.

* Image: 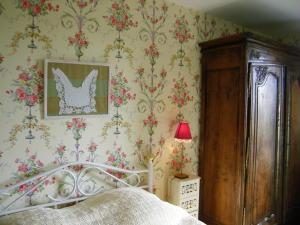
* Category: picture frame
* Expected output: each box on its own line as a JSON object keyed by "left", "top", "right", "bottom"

{"left": 44, "top": 59, "right": 110, "bottom": 119}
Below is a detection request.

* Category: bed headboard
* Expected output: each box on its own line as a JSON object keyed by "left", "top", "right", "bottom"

{"left": 0, "top": 160, "right": 153, "bottom": 217}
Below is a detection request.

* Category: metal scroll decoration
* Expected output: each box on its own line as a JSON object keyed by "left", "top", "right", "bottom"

{"left": 0, "top": 161, "right": 151, "bottom": 217}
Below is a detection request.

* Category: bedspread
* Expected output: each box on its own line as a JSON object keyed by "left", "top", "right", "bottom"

{"left": 0, "top": 187, "right": 206, "bottom": 225}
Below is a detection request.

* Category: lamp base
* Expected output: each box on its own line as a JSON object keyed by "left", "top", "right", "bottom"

{"left": 174, "top": 173, "right": 189, "bottom": 179}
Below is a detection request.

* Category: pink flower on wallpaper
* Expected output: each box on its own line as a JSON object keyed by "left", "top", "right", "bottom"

{"left": 167, "top": 144, "right": 192, "bottom": 173}
{"left": 8, "top": 65, "right": 44, "bottom": 106}
{"left": 18, "top": 184, "right": 28, "bottom": 192}
{"left": 27, "top": 95, "right": 38, "bottom": 105}
{"left": 18, "top": 72, "right": 29, "bottom": 81}
{"left": 16, "top": 88, "right": 26, "bottom": 101}
{"left": 16, "top": 0, "right": 59, "bottom": 16}
{"left": 105, "top": 144, "right": 130, "bottom": 179}
{"left": 36, "top": 160, "right": 44, "bottom": 167}
{"left": 54, "top": 144, "right": 67, "bottom": 165}
{"left": 136, "top": 67, "right": 144, "bottom": 76}
{"left": 0, "top": 54, "right": 4, "bottom": 64}
{"left": 86, "top": 141, "right": 98, "bottom": 162}
{"left": 66, "top": 118, "right": 87, "bottom": 130}
{"left": 66, "top": 122, "right": 73, "bottom": 129}
{"left": 170, "top": 14, "right": 194, "bottom": 44}
{"left": 135, "top": 138, "right": 143, "bottom": 149}
{"left": 68, "top": 31, "right": 89, "bottom": 48}
{"left": 107, "top": 155, "right": 116, "bottom": 163}
{"left": 170, "top": 159, "right": 183, "bottom": 171}
{"left": 103, "top": 0, "right": 137, "bottom": 32}
{"left": 144, "top": 44, "right": 159, "bottom": 58}
{"left": 76, "top": 0, "right": 88, "bottom": 9}
{"left": 18, "top": 163, "right": 29, "bottom": 173}
{"left": 88, "top": 141, "right": 98, "bottom": 152}
{"left": 66, "top": 118, "right": 87, "bottom": 141}
{"left": 138, "top": 0, "right": 146, "bottom": 7}
{"left": 143, "top": 113, "right": 158, "bottom": 127}
{"left": 159, "top": 137, "right": 165, "bottom": 147}
{"left": 12, "top": 149, "right": 54, "bottom": 195}
{"left": 160, "top": 68, "right": 167, "bottom": 78}
{"left": 169, "top": 77, "right": 193, "bottom": 108}
{"left": 110, "top": 71, "right": 135, "bottom": 108}
{"left": 56, "top": 145, "right": 66, "bottom": 155}
{"left": 62, "top": 0, "right": 99, "bottom": 60}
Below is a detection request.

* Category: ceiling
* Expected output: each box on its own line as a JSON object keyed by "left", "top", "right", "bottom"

{"left": 167, "top": 0, "right": 300, "bottom": 36}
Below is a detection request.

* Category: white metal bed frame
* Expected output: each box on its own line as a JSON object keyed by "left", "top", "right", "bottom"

{"left": 0, "top": 160, "right": 154, "bottom": 217}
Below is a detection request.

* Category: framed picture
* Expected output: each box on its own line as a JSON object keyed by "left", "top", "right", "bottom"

{"left": 44, "top": 59, "right": 110, "bottom": 118}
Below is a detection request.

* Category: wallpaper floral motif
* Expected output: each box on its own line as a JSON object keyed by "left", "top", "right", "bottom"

{"left": 6, "top": 64, "right": 50, "bottom": 147}
{"left": 10, "top": 0, "right": 59, "bottom": 53}
{"left": 134, "top": 0, "right": 168, "bottom": 175}
{"left": 169, "top": 13, "right": 194, "bottom": 69}
{"left": 62, "top": 0, "right": 99, "bottom": 60}
{"left": 0, "top": 0, "right": 252, "bottom": 200}
{"left": 103, "top": 0, "right": 137, "bottom": 62}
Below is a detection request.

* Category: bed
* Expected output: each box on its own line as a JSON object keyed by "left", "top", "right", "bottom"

{"left": 0, "top": 160, "right": 206, "bottom": 225}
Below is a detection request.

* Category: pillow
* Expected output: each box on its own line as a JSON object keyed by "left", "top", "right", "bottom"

{"left": 0, "top": 187, "right": 206, "bottom": 225}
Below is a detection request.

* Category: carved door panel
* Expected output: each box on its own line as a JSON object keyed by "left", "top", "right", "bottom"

{"left": 246, "top": 64, "right": 284, "bottom": 225}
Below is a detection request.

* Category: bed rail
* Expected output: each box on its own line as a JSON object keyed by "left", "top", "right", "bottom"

{"left": 0, "top": 160, "right": 153, "bottom": 217}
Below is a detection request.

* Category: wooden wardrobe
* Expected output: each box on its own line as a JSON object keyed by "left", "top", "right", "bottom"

{"left": 199, "top": 33, "right": 300, "bottom": 225}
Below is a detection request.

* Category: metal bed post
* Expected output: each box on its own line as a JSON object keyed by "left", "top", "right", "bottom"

{"left": 148, "top": 159, "right": 153, "bottom": 193}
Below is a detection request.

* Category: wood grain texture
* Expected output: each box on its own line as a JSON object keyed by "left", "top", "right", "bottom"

{"left": 247, "top": 64, "right": 284, "bottom": 225}
{"left": 199, "top": 33, "right": 300, "bottom": 225}
{"left": 283, "top": 68, "right": 300, "bottom": 225}
{"left": 199, "top": 44, "right": 245, "bottom": 225}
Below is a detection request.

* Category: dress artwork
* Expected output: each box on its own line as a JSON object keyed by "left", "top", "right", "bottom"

{"left": 52, "top": 68, "right": 98, "bottom": 115}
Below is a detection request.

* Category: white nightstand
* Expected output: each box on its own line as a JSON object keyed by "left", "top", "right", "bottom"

{"left": 167, "top": 175, "right": 200, "bottom": 219}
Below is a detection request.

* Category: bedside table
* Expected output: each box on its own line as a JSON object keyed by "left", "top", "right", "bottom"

{"left": 167, "top": 175, "right": 200, "bottom": 219}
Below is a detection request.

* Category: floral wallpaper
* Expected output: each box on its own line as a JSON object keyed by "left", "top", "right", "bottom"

{"left": 0, "top": 0, "right": 247, "bottom": 200}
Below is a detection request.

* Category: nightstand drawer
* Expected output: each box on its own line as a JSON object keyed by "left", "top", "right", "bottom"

{"left": 180, "top": 196, "right": 198, "bottom": 211}
{"left": 188, "top": 209, "right": 199, "bottom": 219}
{"left": 180, "top": 180, "right": 199, "bottom": 199}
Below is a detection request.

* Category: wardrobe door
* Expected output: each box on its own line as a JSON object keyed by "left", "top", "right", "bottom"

{"left": 247, "top": 64, "right": 284, "bottom": 225}
{"left": 200, "top": 45, "right": 246, "bottom": 225}
{"left": 283, "top": 66, "right": 300, "bottom": 225}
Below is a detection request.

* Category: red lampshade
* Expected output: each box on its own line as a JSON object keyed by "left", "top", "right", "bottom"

{"left": 174, "top": 122, "right": 192, "bottom": 142}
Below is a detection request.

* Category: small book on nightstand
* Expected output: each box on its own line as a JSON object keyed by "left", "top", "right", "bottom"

{"left": 167, "top": 175, "right": 200, "bottom": 219}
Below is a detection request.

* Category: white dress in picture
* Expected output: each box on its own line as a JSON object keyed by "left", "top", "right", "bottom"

{"left": 52, "top": 68, "right": 99, "bottom": 115}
